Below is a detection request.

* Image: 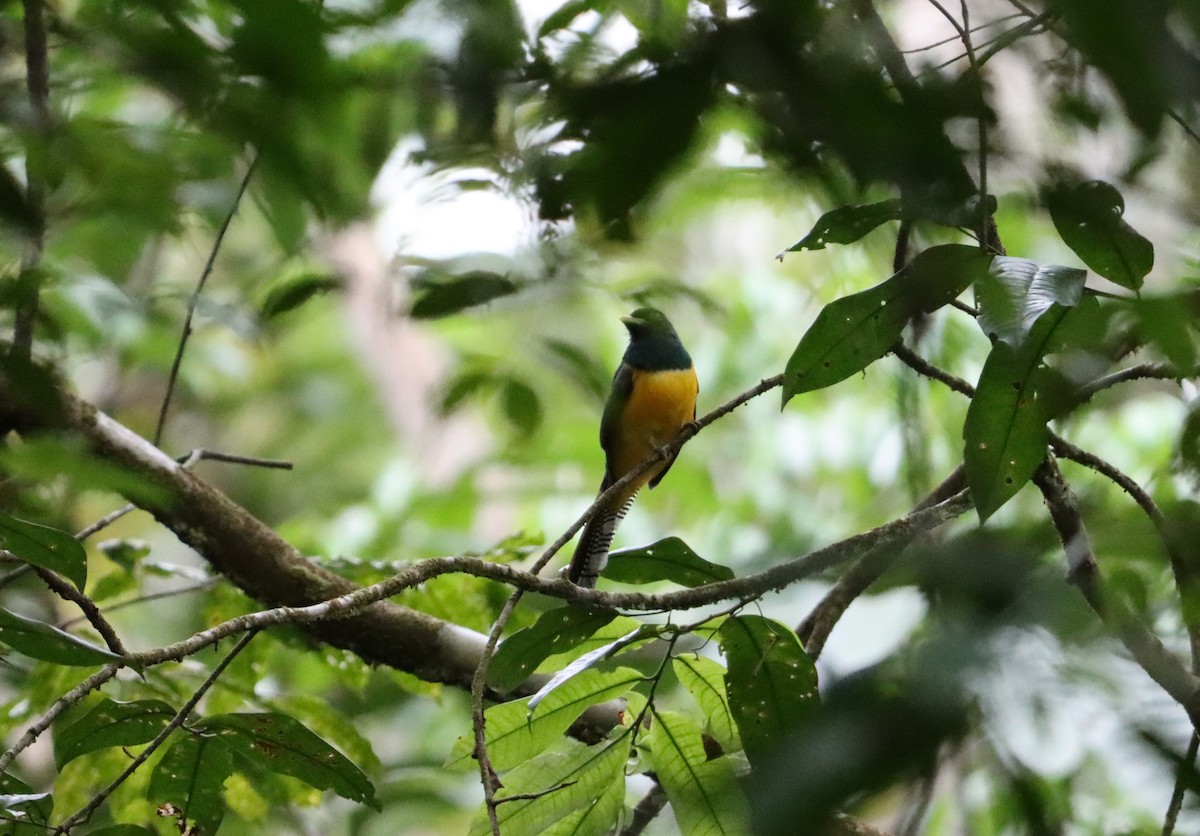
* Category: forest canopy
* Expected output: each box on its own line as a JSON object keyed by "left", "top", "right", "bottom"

{"left": 2, "top": 0, "right": 1200, "bottom": 833}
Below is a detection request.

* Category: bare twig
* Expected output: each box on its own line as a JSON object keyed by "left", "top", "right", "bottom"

{"left": 54, "top": 630, "right": 259, "bottom": 832}
{"left": 153, "top": 156, "right": 258, "bottom": 447}
{"left": 13, "top": 0, "right": 50, "bottom": 357}
{"left": 1033, "top": 461, "right": 1200, "bottom": 727}
{"left": 1163, "top": 731, "right": 1200, "bottom": 836}
{"left": 798, "top": 466, "right": 967, "bottom": 659}
{"left": 29, "top": 565, "right": 126, "bottom": 655}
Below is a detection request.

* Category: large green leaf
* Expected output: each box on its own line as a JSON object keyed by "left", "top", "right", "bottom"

{"left": 783, "top": 245, "right": 988, "bottom": 404}
{"left": 409, "top": 271, "right": 518, "bottom": 318}
{"left": 673, "top": 654, "right": 740, "bottom": 754}
{"left": 199, "top": 712, "right": 379, "bottom": 810}
{"left": 718, "top": 615, "right": 819, "bottom": 771}
{"left": 0, "top": 511, "right": 87, "bottom": 589}
{"left": 54, "top": 698, "right": 175, "bottom": 767}
{"left": 490, "top": 606, "right": 619, "bottom": 693}
{"left": 976, "top": 257, "right": 1087, "bottom": 346}
{"left": 0, "top": 606, "right": 124, "bottom": 666}
{"left": 147, "top": 733, "right": 234, "bottom": 835}
{"left": 1046, "top": 180, "right": 1153, "bottom": 290}
{"left": 781, "top": 199, "right": 903, "bottom": 253}
{"left": 648, "top": 709, "right": 751, "bottom": 836}
{"left": 782, "top": 274, "right": 912, "bottom": 403}
{"left": 964, "top": 305, "right": 1078, "bottom": 521}
{"left": 447, "top": 666, "right": 645, "bottom": 771}
{"left": 603, "top": 537, "right": 734, "bottom": 587}
{"left": 468, "top": 735, "right": 633, "bottom": 836}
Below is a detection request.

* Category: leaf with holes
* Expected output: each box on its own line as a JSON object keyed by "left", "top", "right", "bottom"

{"left": 648, "top": 709, "right": 751, "bottom": 835}
{"left": 780, "top": 199, "right": 904, "bottom": 254}
{"left": 674, "top": 654, "right": 740, "bottom": 754}
{"left": 719, "top": 615, "right": 819, "bottom": 771}
{"left": 446, "top": 667, "right": 644, "bottom": 772}
{"left": 489, "top": 606, "right": 618, "bottom": 693}
{"left": 604, "top": 537, "right": 734, "bottom": 587}
{"left": 54, "top": 698, "right": 175, "bottom": 767}
{"left": 782, "top": 274, "right": 912, "bottom": 404}
{"left": 199, "top": 712, "right": 379, "bottom": 810}
{"left": 964, "top": 305, "right": 1078, "bottom": 521}
{"left": 0, "top": 606, "right": 125, "bottom": 666}
{"left": 0, "top": 511, "right": 86, "bottom": 589}
{"left": 976, "top": 257, "right": 1086, "bottom": 346}
{"left": 1046, "top": 180, "right": 1153, "bottom": 290}
{"left": 147, "top": 733, "right": 233, "bottom": 835}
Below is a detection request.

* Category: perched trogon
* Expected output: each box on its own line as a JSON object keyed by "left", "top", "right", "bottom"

{"left": 567, "top": 307, "right": 698, "bottom": 587}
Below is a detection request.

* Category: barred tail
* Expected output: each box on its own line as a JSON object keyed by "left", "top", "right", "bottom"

{"left": 567, "top": 491, "right": 637, "bottom": 588}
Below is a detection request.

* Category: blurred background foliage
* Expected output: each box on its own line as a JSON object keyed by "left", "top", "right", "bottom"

{"left": 2, "top": 0, "right": 1200, "bottom": 832}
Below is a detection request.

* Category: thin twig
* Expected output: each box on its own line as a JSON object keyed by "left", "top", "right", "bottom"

{"left": 153, "top": 155, "right": 258, "bottom": 447}
{"left": 13, "top": 0, "right": 50, "bottom": 358}
{"left": 29, "top": 566, "right": 126, "bottom": 655}
{"left": 54, "top": 630, "right": 259, "bottom": 832}
{"left": 1163, "top": 731, "right": 1200, "bottom": 836}
{"left": 58, "top": 577, "right": 219, "bottom": 630}
{"left": 183, "top": 449, "right": 294, "bottom": 470}
{"left": 798, "top": 466, "right": 967, "bottom": 659}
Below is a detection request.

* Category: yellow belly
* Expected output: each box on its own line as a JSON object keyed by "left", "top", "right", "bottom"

{"left": 609, "top": 366, "right": 698, "bottom": 487}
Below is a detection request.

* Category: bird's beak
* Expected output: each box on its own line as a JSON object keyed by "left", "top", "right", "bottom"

{"left": 621, "top": 314, "right": 644, "bottom": 328}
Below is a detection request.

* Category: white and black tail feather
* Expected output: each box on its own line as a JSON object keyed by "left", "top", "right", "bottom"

{"left": 567, "top": 492, "right": 637, "bottom": 587}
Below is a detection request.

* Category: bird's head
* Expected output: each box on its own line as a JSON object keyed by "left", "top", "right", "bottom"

{"left": 621, "top": 307, "right": 679, "bottom": 342}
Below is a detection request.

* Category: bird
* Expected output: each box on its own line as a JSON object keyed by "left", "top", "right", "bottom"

{"left": 567, "top": 307, "right": 698, "bottom": 587}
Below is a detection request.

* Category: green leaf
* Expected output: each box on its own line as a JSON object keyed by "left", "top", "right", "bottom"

{"left": 97, "top": 538, "right": 151, "bottom": 572}
{"left": 85, "top": 826, "right": 158, "bottom": 835}
{"left": 537, "top": 0, "right": 600, "bottom": 38}
{"left": 543, "top": 766, "right": 625, "bottom": 836}
{"left": 199, "top": 712, "right": 379, "bottom": 810}
{"left": 259, "top": 270, "right": 341, "bottom": 320}
{"left": 528, "top": 628, "right": 655, "bottom": 712}
{"left": 147, "top": 733, "right": 233, "bottom": 835}
{"left": 447, "top": 667, "right": 645, "bottom": 771}
{"left": 718, "top": 615, "right": 819, "bottom": 771}
{"left": 604, "top": 537, "right": 734, "bottom": 587}
{"left": 490, "top": 606, "right": 619, "bottom": 693}
{"left": 902, "top": 244, "right": 993, "bottom": 314}
{"left": 0, "top": 511, "right": 87, "bottom": 589}
{"left": 469, "top": 735, "right": 633, "bottom": 836}
{"left": 1046, "top": 180, "right": 1153, "bottom": 290}
{"left": 0, "top": 606, "right": 125, "bottom": 666}
{"left": 781, "top": 199, "right": 903, "bottom": 254}
{"left": 673, "top": 654, "right": 740, "bottom": 754}
{"left": 648, "top": 709, "right": 751, "bottom": 836}
{"left": 783, "top": 245, "right": 988, "bottom": 404}
{"left": 409, "top": 271, "right": 518, "bottom": 319}
{"left": 54, "top": 698, "right": 175, "bottom": 767}
{"left": 976, "top": 257, "right": 1087, "bottom": 346}
{"left": 964, "top": 305, "right": 1078, "bottom": 521}
{"left": 782, "top": 274, "right": 912, "bottom": 404}
{"left": 0, "top": 772, "right": 52, "bottom": 835}
{"left": 501, "top": 378, "right": 543, "bottom": 436}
